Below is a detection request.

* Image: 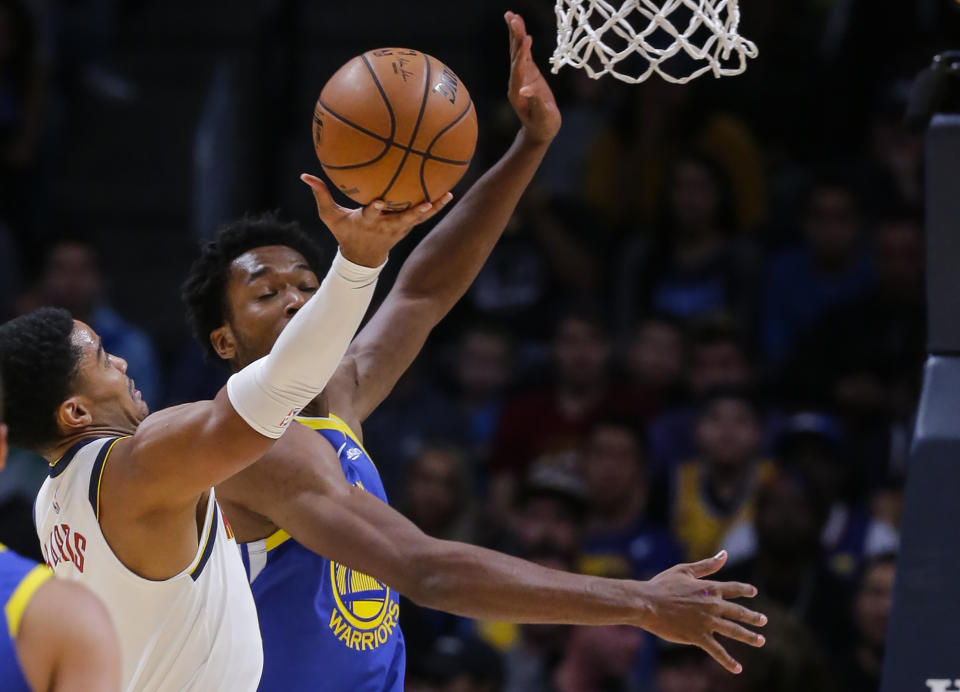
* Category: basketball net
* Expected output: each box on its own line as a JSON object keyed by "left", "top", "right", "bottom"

{"left": 550, "top": 0, "right": 758, "bottom": 84}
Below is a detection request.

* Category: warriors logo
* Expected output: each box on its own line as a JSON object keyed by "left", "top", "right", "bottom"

{"left": 328, "top": 561, "right": 400, "bottom": 652}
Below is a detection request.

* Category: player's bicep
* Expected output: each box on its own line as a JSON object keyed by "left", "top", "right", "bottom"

{"left": 125, "top": 387, "right": 274, "bottom": 506}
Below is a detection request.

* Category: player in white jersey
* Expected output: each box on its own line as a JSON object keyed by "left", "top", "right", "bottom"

{"left": 0, "top": 197, "right": 447, "bottom": 691}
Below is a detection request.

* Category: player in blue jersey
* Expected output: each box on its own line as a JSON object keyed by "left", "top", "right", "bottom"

{"left": 182, "top": 12, "right": 768, "bottom": 691}
{"left": 0, "top": 374, "right": 120, "bottom": 692}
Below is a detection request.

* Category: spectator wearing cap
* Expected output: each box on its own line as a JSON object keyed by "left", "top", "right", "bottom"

{"left": 723, "top": 412, "right": 899, "bottom": 578}
{"left": 578, "top": 415, "right": 681, "bottom": 581}
{"left": 477, "top": 465, "right": 588, "bottom": 690}
{"left": 671, "top": 387, "right": 775, "bottom": 561}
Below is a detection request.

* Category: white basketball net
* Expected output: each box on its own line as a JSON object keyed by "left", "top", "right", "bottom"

{"left": 551, "top": 0, "right": 758, "bottom": 84}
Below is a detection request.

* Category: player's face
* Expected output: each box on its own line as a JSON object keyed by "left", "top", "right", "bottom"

{"left": 69, "top": 321, "right": 149, "bottom": 430}
{"left": 218, "top": 246, "right": 320, "bottom": 369}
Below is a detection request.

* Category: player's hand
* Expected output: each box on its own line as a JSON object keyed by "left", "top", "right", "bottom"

{"left": 639, "top": 551, "right": 767, "bottom": 674}
{"left": 301, "top": 174, "right": 453, "bottom": 267}
{"left": 505, "top": 11, "right": 561, "bottom": 146}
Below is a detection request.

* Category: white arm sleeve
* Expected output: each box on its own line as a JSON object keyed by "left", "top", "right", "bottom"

{"left": 226, "top": 250, "right": 383, "bottom": 438}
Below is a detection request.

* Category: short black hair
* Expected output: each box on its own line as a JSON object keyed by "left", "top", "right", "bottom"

{"left": 182, "top": 212, "right": 325, "bottom": 361}
{"left": 587, "top": 412, "right": 648, "bottom": 457}
{"left": 697, "top": 385, "right": 763, "bottom": 421}
{"left": 0, "top": 308, "right": 80, "bottom": 451}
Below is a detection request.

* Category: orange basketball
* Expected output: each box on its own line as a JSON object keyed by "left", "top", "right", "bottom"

{"left": 312, "top": 48, "right": 478, "bottom": 211}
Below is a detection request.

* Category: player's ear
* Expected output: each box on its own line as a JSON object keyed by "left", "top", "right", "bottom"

{"left": 0, "top": 423, "right": 7, "bottom": 471}
{"left": 209, "top": 326, "right": 237, "bottom": 361}
{"left": 57, "top": 397, "right": 93, "bottom": 435}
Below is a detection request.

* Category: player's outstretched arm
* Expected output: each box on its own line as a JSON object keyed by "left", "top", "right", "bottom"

{"left": 17, "top": 579, "right": 121, "bottom": 692}
{"left": 117, "top": 197, "right": 448, "bottom": 510}
{"left": 322, "top": 11, "right": 562, "bottom": 426}
{"left": 221, "top": 424, "right": 766, "bottom": 675}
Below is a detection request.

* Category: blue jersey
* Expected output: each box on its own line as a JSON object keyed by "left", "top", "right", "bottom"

{"left": 239, "top": 415, "right": 406, "bottom": 691}
{"left": 0, "top": 545, "right": 52, "bottom": 692}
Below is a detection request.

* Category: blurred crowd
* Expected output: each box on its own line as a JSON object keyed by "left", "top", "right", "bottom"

{"left": 1, "top": 0, "right": 955, "bottom": 690}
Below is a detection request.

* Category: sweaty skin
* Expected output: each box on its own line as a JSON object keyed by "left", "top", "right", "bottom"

{"left": 213, "top": 12, "right": 766, "bottom": 675}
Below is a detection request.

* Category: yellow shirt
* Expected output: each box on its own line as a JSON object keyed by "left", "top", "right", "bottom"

{"left": 672, "top": 459, "right": 776, "bottom": 561}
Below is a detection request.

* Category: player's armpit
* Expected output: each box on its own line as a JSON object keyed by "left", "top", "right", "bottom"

{"left": 16, "top": 579, "right": 121, "bottom": 692}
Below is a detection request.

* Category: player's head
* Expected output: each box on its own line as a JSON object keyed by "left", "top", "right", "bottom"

{"left": 182, "top": 212, "right": 325, "bottom": 370}
{"left": 0, "top": 308, "right": 148, "bottom": 455}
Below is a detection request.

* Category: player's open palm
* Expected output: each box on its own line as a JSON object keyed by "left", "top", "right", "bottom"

{"left": 301, "top": 174, "right": 453, "bottom": 267}
{"left": 505, "top": 11, "right": 561, "bottom": 145}
{"left": 641, "top": 550, "right": 767, "bottom": 674}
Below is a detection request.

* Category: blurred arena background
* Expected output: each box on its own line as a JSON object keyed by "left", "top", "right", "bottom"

{"left": 2, "top": 1, "right": 960, "bottom": 690}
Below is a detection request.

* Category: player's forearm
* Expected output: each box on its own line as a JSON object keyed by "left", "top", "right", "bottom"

{"left": 408, "top": 539, "right": 650, "bottom": 627}
{"left": 227, "top": 251, "right": 383, "bottom": 439}
{"left": 392, "top": 128, "right": 550, "bottom": 313}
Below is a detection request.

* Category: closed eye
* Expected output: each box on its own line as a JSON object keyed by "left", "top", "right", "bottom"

{"left": 300, "top": 286, "right": 319, "bottom": 294}
{"left": 256, "top": 291, "right": 278, "bottom": 301}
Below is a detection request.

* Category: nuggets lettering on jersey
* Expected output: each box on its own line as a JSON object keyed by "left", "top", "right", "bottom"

{"left": 35, "top": 436, "right": 263, "bottom": 692}
{"left": 42, "top": 523, "right": 87, "bottom": 572}
{"left": 241, "top": 415, "right": 406, "bottom": 692}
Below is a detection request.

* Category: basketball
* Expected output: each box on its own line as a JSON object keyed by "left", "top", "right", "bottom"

{"left": 313, "top": 48, "right": 478, "bottom": 211}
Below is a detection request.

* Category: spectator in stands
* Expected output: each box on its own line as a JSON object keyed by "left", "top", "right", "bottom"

{"left": 762, "top": 173, "right": 874, "bottom": 366}
{"left": 722, "top": 469, "right": 850, "bottom": 648}
{"left": 622, "top": 316, "right": 686, "bottom": 413}
{"left": 482, "top": 466, "right": 588, "bottom": 692}
{"left": 837, "top": 553, "right": 896, "bottom": 692}
{"left": 402, "top": 443, "right": 476, "bottom": 544}
{"left": 724, "top": 412, "right": 899, "bottom": 580}
{"left": 617, "top": 152, "right": 761, "bottom": 332}
{"left": 647, "top": 319, "right": 782, "bottom": 480}
{"left": 671, "top": 387, "right": 774, "bottom": 561}
{"left": 578, "top": 415, "right": 681, "bottom": 580}
{"left": 488, "top": 307, "right": 642, "bottom": 521}
{"left": 553, "top": 624, "right": 645, "bottom": 692}
{"left": 16, "top": 236, "right": 161, "bottom": 407}
{"left": 0, "top": 0, "right": 47, "bottom": 240}
{"left": 783, "top": 211, "right": 925, "bottom": 488}
{"left": 449, "top": 323, "right": 513, "bottom": 461}
{"left": 655, "top": 645, "right": 710, "bottom": 692}
{"left": 407, "top": 635, "right": 505, "bottom": 692}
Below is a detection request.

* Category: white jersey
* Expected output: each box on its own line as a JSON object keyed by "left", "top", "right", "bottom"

{"left": 35, "top": 436, "right": 263, "bottom": 692}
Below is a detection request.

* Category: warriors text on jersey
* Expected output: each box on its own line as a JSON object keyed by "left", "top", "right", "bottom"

{"left": 0, "top": 544, "right": 51, "bottom": 692}
{"left": 240, "top": 415, "right": 406, "bottom": 692}
{"left": 34, "top": 436, "right": 263, "bottom": 692}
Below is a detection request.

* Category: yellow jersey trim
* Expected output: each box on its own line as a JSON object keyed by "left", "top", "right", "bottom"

{"left": 265, "top": 529, "right": 291, "bottom": 552}
{"left": 5, "top": 565, "right": 52, "bottom": 638}
{"left": 295, "top": 414, "right": 371, "bottom": 457}
{"left": 95, "top": 437, "right": 128, "bottom": 520}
